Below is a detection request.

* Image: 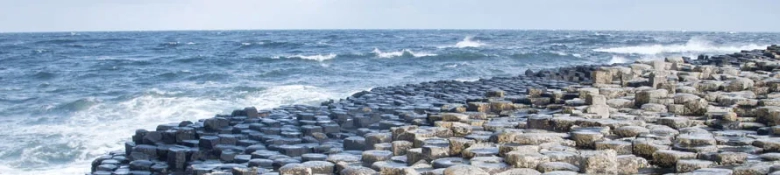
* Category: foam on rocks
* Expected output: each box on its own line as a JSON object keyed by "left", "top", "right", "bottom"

{"left": 89, "top": 45, "right": 780, "bottom": 175}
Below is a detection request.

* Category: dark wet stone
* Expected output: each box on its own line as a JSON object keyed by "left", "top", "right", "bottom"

{"left": 128, "top": 160, "right": 154, "bottom": 171}
{"left": 166, "top": 147, "right": 188, "bottom": 170}
{"left": 248, "top": 159, "right": 274, "bottom": 169}
{"left": 344, "top": 136, "right": 366, "bottom": 150}
{"left": 198, "top": 136, "right": 220, "bottom": 149}
{"left": 432, "top": 157, "right": 470, "bottom": 169}
{"left": 302, "top": 153, "right": 328, "bottom": 161}
{"left": 234, "top": 154, "right": 252, "bottom": 163}
{"left": 150, "top": 163, "right": 168, "bottom": 174}
{"left": 278, "top": 144, "right": 309, "bottom": 157}
{"left": 273, "top": 158, "right": 301, "bottom": 171}
{"left": 130, "top": 144, "right": 158, "bottom": 161}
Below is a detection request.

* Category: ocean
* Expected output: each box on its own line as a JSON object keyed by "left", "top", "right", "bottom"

{"left": 0, "top": 30, "right": 778, "bottom": 174}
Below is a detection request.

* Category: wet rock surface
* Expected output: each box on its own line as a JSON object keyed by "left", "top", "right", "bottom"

{"left": 90, "top": 46, "right": 780, "bottom": 174}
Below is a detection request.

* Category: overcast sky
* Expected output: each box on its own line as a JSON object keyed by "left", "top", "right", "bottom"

{"left": 1, "top": 0, "right": 778, "bottom": 32}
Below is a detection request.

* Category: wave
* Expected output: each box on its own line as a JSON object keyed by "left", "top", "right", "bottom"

{"left": 49, "top": 98, "right": 100, "bottom": 113}
{"left": 593, "top": 37, "right": 765, "bottom": 55}
{"left": 32, "top": 71, "right": 56, "bottom": 80}
{"left": 608, "top": 56, "right": 629, "bottom": 64}
{"left": 274, "top": 53, "right": 337, "bottom": 61}
{"left": 372, "top": 48, "right": 437, "bottom": 58}
{"left": 0, "top": 85, "right": 341, "bottom": 175}
{"left": 440, "top": 36, "right": 485, "bottom": 48}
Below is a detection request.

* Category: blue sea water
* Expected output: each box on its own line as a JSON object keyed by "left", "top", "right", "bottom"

{"left": 0, "top": 30, "right": 778, "bottom": 174}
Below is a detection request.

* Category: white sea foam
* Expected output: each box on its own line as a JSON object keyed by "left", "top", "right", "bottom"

{"left": 293, "top": 54, "right": 337, "bottom": 61}
{"left": 593, "top": 37, "right": 764, "bottom": 55}
{"left": 0, "top": 85, "right": 341, "bottom": 175}
{"left": 274, "top": 53, "right": 337, "bottom": 61}
{"left": 454, "top": 77, "right": 480, "bottom": 82}
{"left": 608, "top": 56, "right": 629, "bottom": 64}
{"left": 552, "top": 51, "right": 568, "bottom": 56}
{"left": 439, "top": 36, "right": 485, "bottom": 49}
{"left": 372, "top": 48, "right": 437, "bottom": 58}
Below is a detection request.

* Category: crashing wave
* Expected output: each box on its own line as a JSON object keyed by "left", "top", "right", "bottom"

{"left": 439, "top": 36, "right": 486, "bottom": 48}
{"left": 454, "top": 36, "right": 485, "bottom": 48}
{"left": 593, "top": 37, "right": 764, "bottom": 55}
{"left": 372, "top": 48, "right": 437, "bottom": 58}
{"left": 608, "top": 56, "right": 629, "bottom": 64}
{"left": 0, "top": 84, "right": 341, "bottom": 175}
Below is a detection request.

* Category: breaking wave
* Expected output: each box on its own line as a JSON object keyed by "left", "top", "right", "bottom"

{"left": 439, "top": 36, "right": 486, "bottom": 48}
{"left": 608, "top": 56, "right": 629, "bottom": 64}
{"left": 274, "top": 53, "right": 337, "bottom": 61}
{"left": 0, "top": 85, "right": 341, "bottom": 175}
{"left": 372, "top": 48, "right": 437, "bottom": 58}
{"left": 593, "top": 38, "right": 764, "bottom": 55}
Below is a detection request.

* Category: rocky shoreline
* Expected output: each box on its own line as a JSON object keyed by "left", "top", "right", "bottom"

{"left": 90, "top": 45, "right": 780, "bottom": 175}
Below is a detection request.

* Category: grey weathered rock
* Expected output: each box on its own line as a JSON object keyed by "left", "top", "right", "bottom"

{"left": 505, "top": 152, "right": 549, "bottom": 169}
{"left": 676, "top": 159, "right": 714, "bottom": 173}
{"left": 679, "top": 168, "right": 733, "bottom": 175}
{"left": 279, "top": 163, "right": 312, "bottom": 175}
{"left": 732, "top": 161, "right": 777, "bottom": 175}
{"left": 652, "top": 150, "right": 697, "bottom": 168}
{"left": 340, "top": 166, "right": 377, "bottom": 175}
{"left": 494, "top": 168, "right": 541, "bottom": 175}
{"left": 617, "top": 155, "right": 648, "bottom": 175}
{"left": 361, "top": 150, "right": 393, "bottom": 167}
{"left": 578, "top": 150, "right": 617, "bottom": 174}
{"left": 443, "top": 165, "right": 489, "bottom": 175}
{"left": 302, "top": 161, "right": 335, "bottom": 174}
{"left": 536, "top": 162, "right": 579, "bottom": 173}
{"left": 614, "top": 126, "right": 649, "bottom": 138}
{"left": 636, "top": 89, "right": 668, "bottom": 107}
{"left": 392, "top": 141, "right": 413, "bottom": 156}
{"left": 595, "top": 140, "right": 632, "bottom": 155}
{"left": 432, "top": 157, "right": 470, "bottom": 169}
{"left": 570, "top": 128, "right": 604, "bottom": 149}
{"left": 470, "top": 156, "right": 510, "bottom": 174}
{"left": 714, "top": 152, "right": 747, "bottom": 166}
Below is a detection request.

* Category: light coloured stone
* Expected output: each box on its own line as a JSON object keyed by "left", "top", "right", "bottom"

{"left": 676, "top": 159, "right": 714, "bottom": 173}
{"left": 505, "top": 152, "right": 549, "bottom": 169}
{"left": 652, "top": 150, "right": 697, "bottom": 168}
{"left": 578, "top": 150, "right": 617, "bottom": 174}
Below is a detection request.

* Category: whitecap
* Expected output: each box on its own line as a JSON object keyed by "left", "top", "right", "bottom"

{"left": 593, "top": 37, "right": 764, "bottom": 55}
{"left": 293, "top": 54, "right": 337, "bottom": 61}
{"left": 552, "top": 51, "right": 568, "bottom": 56}
{"left": 438, "top": 36, "right": 485, "bottom": 49}
{"left": 608, "top": 56, "right": 629, "bottom": 64}
{"left": 372, "top": 48, "right": 437, "bottom": 58}
{"left": 273, "top": 53, "right": 337, "bottom": 61}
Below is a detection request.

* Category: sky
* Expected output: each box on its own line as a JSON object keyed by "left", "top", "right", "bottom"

{"left": 0, "top": 0, "right": 778, "bottom": 32}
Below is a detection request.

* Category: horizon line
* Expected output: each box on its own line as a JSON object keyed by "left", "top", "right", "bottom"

{"left": 2, "top": 28, "right": 780, "bottom": 34}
